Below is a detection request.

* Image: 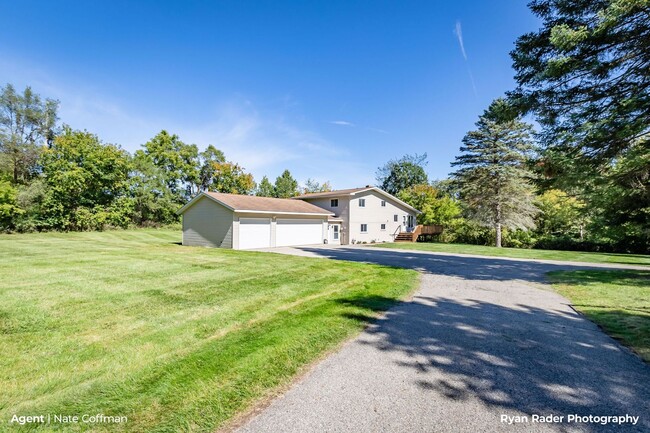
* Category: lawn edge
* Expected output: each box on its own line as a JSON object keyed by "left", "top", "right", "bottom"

{"left": 217, "top": 272, "right": 422, "bottom": 433}
{"left": 369, "top": 244, "right": 650, "bottom": 269}
{"left": 546, "top": 270, "right": 650, "bottom": 365}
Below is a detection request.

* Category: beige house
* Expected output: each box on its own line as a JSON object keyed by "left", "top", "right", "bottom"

{"left": 295, "top": 187, "right": 419, "bottom": 245}
{"left": 179, "top": 187, "right": 419, "bottom": 249}
{"left": 178, "top": 192, "right": 333, "bottom": 249}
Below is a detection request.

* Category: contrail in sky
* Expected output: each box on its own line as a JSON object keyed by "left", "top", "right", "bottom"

{"left": 454, "top": 20, "right": 478, "bottom": 97}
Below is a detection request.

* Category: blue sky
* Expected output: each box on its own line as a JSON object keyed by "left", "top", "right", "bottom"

{"left": 0, "top": 0, "right": 539, "bottom": 188}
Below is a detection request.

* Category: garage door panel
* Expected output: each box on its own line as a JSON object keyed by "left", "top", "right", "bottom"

{"left": 276, "top": 219, "right": 323, "bottom": 247}
{"left": 239, "top": 218, "right": 271, "bottom": 249}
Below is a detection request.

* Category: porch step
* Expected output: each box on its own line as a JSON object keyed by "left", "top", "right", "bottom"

{"left": 395, "top": 233, "right": 414, "bottom": 242}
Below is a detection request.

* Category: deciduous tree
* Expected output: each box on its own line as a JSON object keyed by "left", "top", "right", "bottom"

{"left": 0, "top": 84, "right": 58, "bottom": 183}
{"left": 208, "top": 161, "right": 255, "bottom": 194}
{"left": 40, "top": 127, "right": 131, "bottom": 230}
{"left": 376, "top": 154, "right": 428, "bottom": 196}
{"left": 137, "top": 130, "right": 199, "bottom": 201}
{"left": 398, "top": 184, "right": 460, "bottom": 226}
{"left": 0, "top": 180, "right": 22, "bottom": 230}
{"left": 302, "top": 178, "right": 332, "bottom": 194}
{"left": 535, "top": 189, "right": 586, "bottom": 239}
{"left": 197, "top": 145, "right": 226, "bottom": 192}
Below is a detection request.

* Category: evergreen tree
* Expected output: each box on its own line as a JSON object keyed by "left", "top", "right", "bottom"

{"left": 511, "top": 0, "right": 649, "bottom": 163}
{"left": 511, "top": 0, "right": 650, "bottom": 251}
{"left": 274, "top": 169, "right": 299, "bottom": 198}
{"left": 451, "top": 99, "right": 539, "bottom": 247}
{"left": 255, "top": 176, "right": 275, "bottom": 197}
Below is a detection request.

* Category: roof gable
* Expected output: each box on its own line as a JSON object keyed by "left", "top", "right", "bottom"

{"left": 295, "top": 187, "right": 372, "bottom": 199}
{"left": 295, "top": 187, "right": 419, "bottom": 213}
{"left": 178, "top": 192, "right": 334, "bottom": 216}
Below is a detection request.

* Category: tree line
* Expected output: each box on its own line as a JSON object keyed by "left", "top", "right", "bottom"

{"left": 376, "top": 0, "right": 648, "bottom": 253}
{"left": 2, "top": 0, "right": 647, "bottom": 253}
{"left": 0, "top": 84, "right": 330, "bottom": 232}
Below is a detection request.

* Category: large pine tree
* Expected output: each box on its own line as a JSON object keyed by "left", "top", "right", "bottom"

{"left": 511, "top": 0, "right": 649, "bottom": 163}
{"left": 511, "top": 0, "right": 650, "bottom": 252}
{"left": 452, "top": 99, "right": 538, "bottom": 247}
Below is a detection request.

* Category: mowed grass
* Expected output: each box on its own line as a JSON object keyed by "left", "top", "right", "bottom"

{"left": 0, "top": 229, "right": 418, "bottom": 432}
{"left": 373, "top": 242, "right": 650, "bottom": 266}
{"left": 549, "top": 270, "right": 650, "bottom": 362}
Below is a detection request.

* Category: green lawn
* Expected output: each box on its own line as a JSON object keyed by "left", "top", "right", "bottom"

{"left": 549, "top": 270, "right": 650, "bottom": 362}
{"left": 0, "top": 229, "right": 418, "bottom": 432}
{"left": 372, "top": 242, "right": 650, "bottom": 266}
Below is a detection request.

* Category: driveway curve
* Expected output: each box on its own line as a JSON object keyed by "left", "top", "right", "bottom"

{"left": 235, "top": 246, "right": 650, "bottom": 433}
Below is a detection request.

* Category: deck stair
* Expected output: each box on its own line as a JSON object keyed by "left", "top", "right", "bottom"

{"left": 394, "top": 225, "right": 444, "bottom": 242}
{"left": 395, "top": 232, "right": 414, "bottom": 242}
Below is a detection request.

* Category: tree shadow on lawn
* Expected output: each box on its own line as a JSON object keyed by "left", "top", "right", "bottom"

{"left": 338, "top": 294, "right": 650, "bottom": 433}
{"left": 297, "top": 246, "right": 598, "bottom": 284}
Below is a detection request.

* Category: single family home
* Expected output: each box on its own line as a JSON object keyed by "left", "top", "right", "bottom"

{"left": 178, "top": 186, "right": 419, "bottom": 249}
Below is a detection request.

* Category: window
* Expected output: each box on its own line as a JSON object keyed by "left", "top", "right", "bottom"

{"left": 330, "top": 199, "right": 339, "bottom": 207}
{"left": 359, "top": 199, "right": 365, "bottom": 207}
{"left": 360, "top": 224, "right": 368, "bottom": 233}
{"left": 381, "top": 200, "right": 386, "bottom": 207}
{"left": 380, "top": 224, "right": 386, "bottom": 230}
{"left": 393, "top": 214, "right": 398, "bottom": 222}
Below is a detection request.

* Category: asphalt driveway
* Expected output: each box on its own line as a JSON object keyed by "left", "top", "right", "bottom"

{"left": 235, "top": 246, "right": 650, "bottom": 433}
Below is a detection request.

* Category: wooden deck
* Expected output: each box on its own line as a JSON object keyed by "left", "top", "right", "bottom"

{"left": 395, "top": 225, "right": 444, "bottom": 242}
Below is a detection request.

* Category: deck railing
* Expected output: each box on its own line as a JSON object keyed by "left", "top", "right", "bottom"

{"left": 410, "top": 224, "right": 444, "bottom": 241}
{"left": 395, "top": 225, "right": 445, "bottom": 242}
{"left": 420, "top": 225, "right": 444, "bottom": 235}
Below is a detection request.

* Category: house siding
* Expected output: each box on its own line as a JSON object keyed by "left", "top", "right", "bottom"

{"left": 299, "top": 197, "right": 352, "bottom": 244}
{"left": 348, "top": 190, "right": 416, "bottom": 244}
{"left": 182, "top": 196, "right": 234, "bottom": 248}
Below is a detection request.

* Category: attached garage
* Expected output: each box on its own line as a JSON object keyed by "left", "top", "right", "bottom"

{"left": 276, "top": 219, "right": 323, "bottom": 247}
{"left": 239, "top": 218, "right": 272, "bottom": 249}
{"left": 179, "top": 192, "right": 332, "bottom": 250}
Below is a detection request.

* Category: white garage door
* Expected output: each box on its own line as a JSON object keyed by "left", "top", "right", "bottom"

{"left": 239, "top": 218, "right": 271, "bottom": 249}
{"left": 276, "top": 219, "right": 323, "bottom": 247}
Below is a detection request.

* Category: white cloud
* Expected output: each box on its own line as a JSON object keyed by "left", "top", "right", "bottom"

{"left": 0, "top": 54, "right": 376, "bottom": 189}
{"left": 329, "top": 120, "right": 355, "bottom": 127}
{"left": 179, "top": 100, "right": 347, "bottom": 173}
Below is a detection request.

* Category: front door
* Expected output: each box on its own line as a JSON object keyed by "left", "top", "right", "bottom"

{"left": 404, "top": 215, "right": 415, "bottom": 232}
{"left": 329, "top": 224, "right": 340, "bottom": 244}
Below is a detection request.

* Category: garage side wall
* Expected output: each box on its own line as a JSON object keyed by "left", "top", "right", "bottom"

{"left": 182, "top": 196, "right": 234, "bottom": 247}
